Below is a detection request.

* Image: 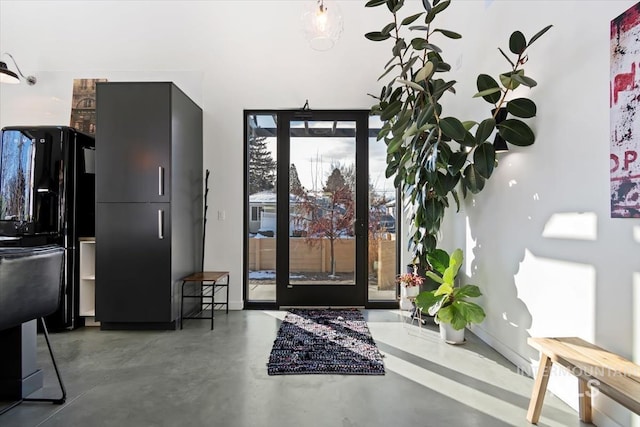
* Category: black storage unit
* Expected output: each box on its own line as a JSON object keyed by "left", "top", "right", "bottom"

{"left": 95, "top": 82, "right": 203, "bottom": 330}
{"left": 0, "top": 126, "right": 95, "bottom": 331}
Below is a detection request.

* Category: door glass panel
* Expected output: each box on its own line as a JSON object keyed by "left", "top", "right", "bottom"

{"left": 288, "top": 120, "right": 356, "bottom": 286}
{"left": 247, "top": 114, "right": 277, "bottom": 302}
{"left": 368, "top": 115, "right": 397, "bottom": 301}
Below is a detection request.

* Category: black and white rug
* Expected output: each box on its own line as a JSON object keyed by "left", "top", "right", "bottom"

{"left": 267, "top": 309, "right": 385, "bottom": 375}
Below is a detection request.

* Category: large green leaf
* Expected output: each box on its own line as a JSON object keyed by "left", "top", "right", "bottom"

{"left": 401, "top": 13, "right": 423, "bottom": 26}
{"left": 365, "top": 31, "right": 392, "bottom": 41}
{"left": 453, "top": 300, "right": 486, "bottom": 325}
{"left": 386, "top": 133, "right": 404, "bottom": 154}
{"left": 498, "top": 119, "right": 535, "bottom": 146}
{"left": 454, "top": 284, "right": 482, "bottom": 299}
{"left": 427, "top": 248, "right": 449, "bottom": 275}
{"left": 432, "top": 79, "right": 457, "bottom": 99}
{"left": 527, "top": 24, "right": 553, "bottom": 47}
{"left": 473, "top": 142, "right": 495, "bottom": 179}
{"left": 511, "top": 73, "right": 537, "bottom": 88}
{"left": 415, "top": 61, "right": 435, "bottom": 82}
{"left": 475, "top": 118, "right": 496, "bottom": 142}
{"left": 417, "top": 292, "right": 447, "bottom": 317}
{"left": 473, "top": 87, "right": 501, "bottom": 99}
{"left": 424, "top": 43, "right": 443, "bottom": 53}
{"left": 462, "top": 164, "right": 485, "bottom": 194}
{"left": 476, "top": 74, "right": 501, "bottom": 104}
{"left": 432, "top": 28, "right": 462, "bottom": 39}
{"left": 499, "top": 70, "right": 524, "bottom": 90}
{"left": 392, "top": 38, "right": 407, "bottom": 57}
{"left": 447, "top": 151, "right": 467, "bottom": 175}
{"left": 380, "top": 22, "right": 396, "bottom": 36}
{"left": 396, "top": 78, "right": 426, "bottom": 93}
{"left": 436, "top": 304, "right": 467, "bottom": 328}
{"left": 440, "top": 117, "right": 466, "bottom": 141}
{"left": 411, "top": 38, "right": 428, "bottom": 50}
{"left": 507, "top": 98, "right": 537, "bottom": 118}
{"left": 425, "top": 0, "right": 450, "bottom": 24}
{"left": 443, "top": 248, "right": 462, "bottom": 284}
{"left": 425, "top": 271, "right": 444, "bottom": 284}
{"left": 509, "top": 30, "right": 526, "bottom": 54}
{"left": 424, "top": 197, "right": 444, "bottom": 232}
{"left": 377, "top": 63, "right": 399, "bottom": 82}
{"left": 416, "top": 106, "right": 435, "bottom": 129}
{"left": 365, "top": 0, "right": 388, "bottom": 6}
{"left": 380, "top": 100, "right": 402, "bottom": 121}
{"left": 400, "top": 56, "right": 419, "bottom": 78}
{"left": 440, "top": 171, "right": 459, "bottom": 193}
{"left": 389, "top": 0, "right": 404, "bottom": 13}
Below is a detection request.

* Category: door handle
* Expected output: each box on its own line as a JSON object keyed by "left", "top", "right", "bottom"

{"left": 158, "top": 166, "right": 165, "bottom": 196}
{"left": 158, "top": 210, "right": 164, "bottom": 239}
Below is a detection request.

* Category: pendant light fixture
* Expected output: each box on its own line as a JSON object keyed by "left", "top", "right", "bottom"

{"left": 301, "top": 0, "right": 343, "bottom": 51}
{"left": 0, "top": 53, "right": 37, "bottom": 85}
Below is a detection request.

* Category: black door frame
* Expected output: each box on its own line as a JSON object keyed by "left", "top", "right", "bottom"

{"left": 243, "top": 110, "right": 400, "bottom": 310}
{"left": 276, "top": 110, "right": 368, "bottom": 308}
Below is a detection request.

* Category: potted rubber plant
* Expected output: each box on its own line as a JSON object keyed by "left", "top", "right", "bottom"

{"left": 415, "top": 248, "right": 485, "bottom": 344}
{"left": 365, "top": 0, "right": 551, "bottom": 268}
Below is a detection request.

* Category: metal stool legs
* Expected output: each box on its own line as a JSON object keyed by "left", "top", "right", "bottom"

{"left": 0, "top": 317, "right": 66, "bottom": 416}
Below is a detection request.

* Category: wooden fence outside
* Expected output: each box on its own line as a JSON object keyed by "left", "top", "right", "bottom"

{"left": 248, "top": 236, "right": 396, "bottom": 290}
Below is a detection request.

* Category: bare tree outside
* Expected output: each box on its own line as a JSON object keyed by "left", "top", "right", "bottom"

{"left": 297, "top": 167, "right": 355, "bottom": 278}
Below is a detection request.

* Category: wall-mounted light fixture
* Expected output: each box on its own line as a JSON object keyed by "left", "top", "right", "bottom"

{"left": 0, "top": 53, "right": 37, "bottom": 85}
{"left": 301, "top": 0, "right": 343, "bottom": 51}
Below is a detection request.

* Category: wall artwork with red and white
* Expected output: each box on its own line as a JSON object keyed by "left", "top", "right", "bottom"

{"left": 611, "top": 2, "right": 640, "bottom": 218}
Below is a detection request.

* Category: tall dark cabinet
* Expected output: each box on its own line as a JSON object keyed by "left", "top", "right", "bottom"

{"left": 95, "top": 82, "right": 203, "bottom": 330}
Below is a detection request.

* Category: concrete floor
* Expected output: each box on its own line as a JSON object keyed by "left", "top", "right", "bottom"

{"left": 0, "top": 310, "right": 586, "bottom": 427}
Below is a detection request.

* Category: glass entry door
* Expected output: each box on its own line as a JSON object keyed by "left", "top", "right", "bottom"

{"left": 244, "top": 110, "right": 398, "bottom": 308}
{"left": 276, "top": 111, "right": 368, "bottom": 307}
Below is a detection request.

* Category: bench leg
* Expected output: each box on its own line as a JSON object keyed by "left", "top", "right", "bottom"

{"left": 527, "top": 353, "right": 553, "bottom": 424}
{"left": 578, "top": 378, "right": 592, "bottom": 423}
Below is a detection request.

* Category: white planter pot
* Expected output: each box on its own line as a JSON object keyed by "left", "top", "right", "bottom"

{"left": 399, "top": 285, "right": 419, "bottom": 311}
{"left": 439, "top": 322, "right": 466, "bottom": 344}
{"left": 401, "top": 285, "right": 419, "bottom": 298}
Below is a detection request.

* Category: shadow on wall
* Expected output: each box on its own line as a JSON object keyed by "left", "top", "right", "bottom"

{"left": 461, "top": 156, "right": 535, "bottom": 366}
{"left": 463, "top": 154, "right": 601, "bottom": 368}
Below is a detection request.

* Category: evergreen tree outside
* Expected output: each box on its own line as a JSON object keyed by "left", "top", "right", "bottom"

{"left": 289, "top": 164, "right": 304, "bottom": 196}
{"left": 248, "top": 133, "right": 276, "bottom": 194}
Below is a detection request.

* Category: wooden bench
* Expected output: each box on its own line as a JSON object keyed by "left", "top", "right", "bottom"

{"left": 527, "top": 337, "right": 640, "bottom": 424}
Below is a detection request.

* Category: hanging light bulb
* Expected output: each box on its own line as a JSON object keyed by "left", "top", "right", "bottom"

{"left": 302, "top": 0, "right": 344, "bottom": 51}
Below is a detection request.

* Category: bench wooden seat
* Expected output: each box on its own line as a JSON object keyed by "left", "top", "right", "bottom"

{"left": 526, "top": 337, "right": 640, "bottom": 424}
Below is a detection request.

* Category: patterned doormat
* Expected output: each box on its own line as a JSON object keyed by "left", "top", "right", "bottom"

{"left": 267, "top": 309, "right": 385, "bottom": 375}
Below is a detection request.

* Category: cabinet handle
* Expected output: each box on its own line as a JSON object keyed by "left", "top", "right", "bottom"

{"left": 158, "top": 210, "right": 164, "bottom": 239}
{"left": 158, "top": 166, "right": 165, "bottom": 196}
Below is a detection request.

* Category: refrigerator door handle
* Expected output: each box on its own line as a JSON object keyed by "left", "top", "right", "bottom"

{"left": 158, "top": 166, "right": 165, "bottom": 196}
{"left": 158, "top": 209, "right": 164, "bottom": 239}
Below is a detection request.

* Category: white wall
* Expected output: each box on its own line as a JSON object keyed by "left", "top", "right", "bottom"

{"left": 1, "top": 1, "right": 638, "bottom": 425}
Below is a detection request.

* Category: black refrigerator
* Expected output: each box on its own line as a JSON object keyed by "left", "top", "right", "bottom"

{"left": 95, "top": 82, "right": 202, "bottom": 330}
{"left": 0, "top": 126, "right": 95, "bottom": 331}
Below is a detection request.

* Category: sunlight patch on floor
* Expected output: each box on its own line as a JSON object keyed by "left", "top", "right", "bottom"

{"left": 380, "top": 351, "right": 568, "bottom": 427}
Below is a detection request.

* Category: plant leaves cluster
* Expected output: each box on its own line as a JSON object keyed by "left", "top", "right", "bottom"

{"left": 365, "top": 0, "right": 551, "bottom": 265}
{"left": 414, "top": 248, "right": 486, "bottom": 329}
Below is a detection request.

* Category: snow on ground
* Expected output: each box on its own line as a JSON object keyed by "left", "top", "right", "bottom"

{"left": 249, "top": 270, "right": 305, "bottom": 280}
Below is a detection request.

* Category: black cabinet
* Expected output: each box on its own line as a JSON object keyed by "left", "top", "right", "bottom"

{"left": 95, "top": 82, "right": 203, "bottom": 330}
{"left": 95, "top": 83, "right": 171, "bottom": 203}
